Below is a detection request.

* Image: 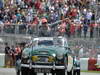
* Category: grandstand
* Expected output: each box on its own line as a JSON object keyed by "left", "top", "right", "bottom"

{"left": 0, "top": 0, "right": 100, "bottom": 58}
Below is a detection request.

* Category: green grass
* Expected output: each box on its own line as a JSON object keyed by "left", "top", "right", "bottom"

{"left": 81, "top": 71, "right": 100, "bottom": 73}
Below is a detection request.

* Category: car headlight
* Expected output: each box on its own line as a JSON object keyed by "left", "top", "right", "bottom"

{"left": 32, "top": 56, "right": 39, "bottom": 62}
{"left": 52, "top": 53, "right": 56, "bottom": 57}
{"left": 57, "top": 54, "right": 63, "bottom": 60}
{"left": 48, "top": 56, "right": 55, "bottom": 62}
{"left": 22, "top": 52, "right": 29, "bottom": 58}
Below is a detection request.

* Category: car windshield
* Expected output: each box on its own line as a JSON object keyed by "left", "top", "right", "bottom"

{"left": 38, "top": 40, "right": 54, "bottom": 46}
{"left": 54, "top": 38, "right": 63, "bottom": 46}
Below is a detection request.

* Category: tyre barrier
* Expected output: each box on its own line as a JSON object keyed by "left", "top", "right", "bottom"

{"left": 80, "top": 58, "right": 100, "bottom": 71}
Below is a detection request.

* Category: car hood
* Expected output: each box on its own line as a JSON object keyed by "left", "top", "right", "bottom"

{"left": 31, "top": 46, "right": 67, "bottom": 56}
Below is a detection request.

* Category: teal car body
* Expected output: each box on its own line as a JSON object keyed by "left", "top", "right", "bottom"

{"left": 17, "top": 37, "right": 74, "bottom": 75}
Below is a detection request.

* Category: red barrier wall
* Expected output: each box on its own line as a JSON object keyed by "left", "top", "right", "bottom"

{"left": 88, "top": 58, "right": 97, "bottom": 71}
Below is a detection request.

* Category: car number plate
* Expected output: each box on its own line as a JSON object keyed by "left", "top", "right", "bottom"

{"left": 40, "top": 58, "right": 48, "bottom": 62}
{"left": 34, "top": 68, "right": 51, "bottom": 73}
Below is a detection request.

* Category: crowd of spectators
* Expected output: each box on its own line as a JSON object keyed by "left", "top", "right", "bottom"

{"left": 70, "top": 44, "right": 100, "bottom": 58}
{"left": 0, "top": 0, "right": 100, "bottom": 38}
{"left": 1, "top": 0, "right": 100, "bottom": 68}
{"left": 4, "top": 42, "right": 25, "bottom": 68}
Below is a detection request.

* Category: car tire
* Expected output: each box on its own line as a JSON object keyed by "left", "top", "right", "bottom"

{"left": 51, "top": 73, "right": 55, "bottom": 75}
{"left": 28, "top": 69, "right": 37, "bottom": 75}
{"left": 21, "top": 67, "right": 37, "bottom": 75}
{"left": 43, "top": 73, "right": 47, "bottom": 75}
{"left": 56, "top": 69, "right": 66, "bottom": 75}
{"left": 51, "top": 70, "right": 55, "bottom": 75}
{"left": 21, "top": 67, "right": 28, "bottom": 75}
{"left": 43, "top": 72, "right": 54, "bottom": 75}
{"left": 67, "top": 69, "right": 73, "bottom": 75}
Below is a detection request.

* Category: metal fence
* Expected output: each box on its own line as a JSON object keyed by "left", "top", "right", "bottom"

{"left": 0, "top": 23, "right": 100, "bottom": 38}
{"left": 0, "top": 23, "right": 100, "bottom": 58}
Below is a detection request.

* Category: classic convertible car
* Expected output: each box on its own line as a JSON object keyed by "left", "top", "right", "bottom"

{"left": 16, "top": 36, "right": 76, "bottom": 75}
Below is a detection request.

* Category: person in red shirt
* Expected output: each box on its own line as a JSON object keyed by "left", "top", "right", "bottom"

{"left": 15, "top": 45, "right": 21, "bottom": 61}
{"left": 70, "top": 22, "right": 76, "bottom": 37}
{"left": 58, "top": 22, "right": 66, "bottom": 36}
{"left": 77, "top": 23, "right": 83, "bottom": 38}
{"left": 34, "top": 0, "right": 41, "bottom": 10}
{"left": 89, "top": 22, "right": 95, "bottom": 38}
{"left": 69, "top": 8, "right": 78, "bottom": 19}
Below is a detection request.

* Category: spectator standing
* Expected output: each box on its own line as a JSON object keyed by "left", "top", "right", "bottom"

{"left": 5, "top": 45, "right": 15, "bottom": 67}
{"left": 0, "top": 9, "right": 4, "bottom": 21}
{"left": 65, "top": 20, "right": 71, "bottom": 38}
{"left": 0, "top": 20, "right": 4, "bottom": 33}
{"left": 15, "top": 45, "right": 21, "bottom": 61}
{"left": 58, "top": 22, "right": 66, "bottom": 36}
{"left": 79, "top": 45, "right": 84, "bottom": 58}
{"left": 0, "top": 0, "right": 3, "bottom": 9}
{"left": 83, "top": 24, "right": 88, "bottom": 38}
{"left": 5, "top": 43, "right": 10, "bottom": 67}
{"left": 77, "top": 23, "right": 83, "bottom": 38}
{"left": 10, "top": 45, "right": 16, "bottom": 66}
{"left": 69, "top": 8, "right": 78, "bottom": 19}
{"left": 49, "top": 10, "right": 56, "bottom": 23}
{"left": 15, "top": 44, "right": 21, "bottom": 75}
{"left": 85, "top": 9, "right": 93, "bottom": 25}
{"left": 70, "top": 22, "right": 76, "bottom": 37}
{"left": 90, "top": 23, "right": 94, "bottom": 38}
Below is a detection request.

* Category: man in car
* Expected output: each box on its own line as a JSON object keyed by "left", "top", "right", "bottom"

{"left": 39, "top": 17, "right": 51, "bottom": 37}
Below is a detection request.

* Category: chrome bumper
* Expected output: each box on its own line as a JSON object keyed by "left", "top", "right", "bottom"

{"left": 21, "top": 64, "right": 65, "bottom": 69}
{"left": 73, "top": 67, "right": 80, "bottom": 70}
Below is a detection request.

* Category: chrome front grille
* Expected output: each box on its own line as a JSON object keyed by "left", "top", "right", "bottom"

{"left": 37, "top": 56, "right": 48, "bottom": 62}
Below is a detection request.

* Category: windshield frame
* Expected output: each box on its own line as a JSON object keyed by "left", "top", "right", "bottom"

{"left": 31, "top": 37, "right": 68, "bottom": 47}
{"left": 37, "top": 40, "right": 54, "bottom": 46}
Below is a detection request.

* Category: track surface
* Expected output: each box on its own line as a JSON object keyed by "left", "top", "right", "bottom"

{"left": 0, "top": 68, "right": 99, "bottom": 75}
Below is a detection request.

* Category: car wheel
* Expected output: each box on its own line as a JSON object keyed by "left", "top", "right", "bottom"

{"left": 21, "top": 67, "right": 28, "bottom": 75}
{"left": 21, "top": 67, "right": 37, "bottom": 75}
{"left": 67, "top": 69, "right": 73, "bottom": 75}
{"left": 56, "top": 69, "right": 66, "bottom": 75}
{"left": 44, "top": 73, "right": 46, "bottom": 75}
{"left": 28, "top": 69, "right": 37, "bottom": 75}
{"left": 51, "top": 73, "right": 55, "bottom": 75}
{"left": 51, "top": 70, "right": 55, "bottom": 75}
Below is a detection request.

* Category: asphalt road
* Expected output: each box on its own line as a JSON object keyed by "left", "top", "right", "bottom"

{"left": 0, "top": 68, "right": 99, "bottom": 75}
